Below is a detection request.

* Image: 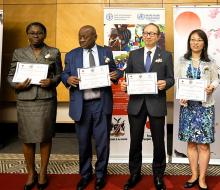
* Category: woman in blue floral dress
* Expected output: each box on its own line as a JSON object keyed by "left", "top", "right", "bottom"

{"left": 175, "top": 29, "right": 219, "bottom": 190}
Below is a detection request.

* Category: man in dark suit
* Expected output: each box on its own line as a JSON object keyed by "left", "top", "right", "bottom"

{"left": 61, "top": 25, "right": 121, "bottom": 190}
{"left": 121, "top": 23, "right": 174, "bottom": 190}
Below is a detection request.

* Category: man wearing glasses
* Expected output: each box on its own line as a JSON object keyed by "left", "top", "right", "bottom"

{"left": 121, "top": 23, "right": 174, "bottom": 190}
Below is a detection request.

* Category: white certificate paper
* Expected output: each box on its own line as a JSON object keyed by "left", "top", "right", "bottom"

{"left": 126, "top": 73, "right": 158, "bottom": 95}
{"left": 12, "top": 62, "right": 49, "bottom": 85}
{"left": 78, "top": 65, "right": 111, "bottom": 90}
{"left": 176, "top": 78, "right": 207, "bottom": 102}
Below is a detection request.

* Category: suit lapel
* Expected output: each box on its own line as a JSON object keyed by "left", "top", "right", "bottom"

{"left": 76, "top": 48, "right": 83, "bottom": 69}
{"left": 139, "top": 48, "right": 145, "bottom": 71}
{"left": 135, "top": 48, "right": 146, "bottom": 72}
{"left": 97, "top": 45, "right": 104, "bottom": 66}
{"left": 38, "top": 45, "right": 50, "bottom": 63}
{"left": 150, "top": 47, "right": 161, "bottom": 71}
{"left": 26, "top": 46, "right": 36, "bottom": 62}
{"left": 26, "top": 45, "right": 49, "bottom": 63}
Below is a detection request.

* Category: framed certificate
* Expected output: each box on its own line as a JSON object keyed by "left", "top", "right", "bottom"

{"left": 12, "top": 62, "right": 49, "bottom": 85}
{"left": 126, "top": 72, "right": 158, "bottom": 95}
{"left": 78, "top": 65, "right": 111, "bottom": 90}
{"left": 176, "top": 78, "right": 207, "bottom": 102}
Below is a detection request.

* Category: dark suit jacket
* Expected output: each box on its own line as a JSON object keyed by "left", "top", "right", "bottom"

{"left": 7, "top": 44, "right": 62, "bottom": 100}
{"left": 61, "top": 45, "right": 121, "bottom": 121}
{"left": 126, "top": 47, "right": 174, "bottom": 117}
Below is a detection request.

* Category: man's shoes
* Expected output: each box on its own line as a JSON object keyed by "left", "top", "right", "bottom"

{"left": 154, "top": 176, "right": 166, "bottom": 190}
{"left": 77, "top": 175, "right": 93, "bottom": 190}
{"left": 95, "top": 177, "right": 106, "bottom": 190}
{"left": 124, "top": 174, "right": 141, "bottom": 190}
{"left": 184, "top": 178, "right": 198, "bottom": 188}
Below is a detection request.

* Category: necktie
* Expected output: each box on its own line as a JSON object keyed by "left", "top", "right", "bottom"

{"left": 83, "top": 49, "right": 100, "bottom": 100}
{"left": 88, "top": 49, "right": 95, "bottom": 67}
{"left": 145, "top": 51, "right": 152, "bottom": 72}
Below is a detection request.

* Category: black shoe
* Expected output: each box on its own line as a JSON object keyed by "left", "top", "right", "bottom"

{"left": 95, "top": 177, "right": 106, "bottom": 190}
{"left": 24, "top": 173, "right": 38, "bottom": 190}
{"left": 184, "top": 178, "right": 198, "bottom": 188}
{"left": 37, "top": 179, "right": 48, "bottom": 190}
{"left": 24, "top": 182, "right": 36, "bottom": 190}
{"left": 77, "top": 175, "right": 93, "bottom": 190}
{"left": 198, "top": 183, "right": 208, "bottom": 190}
{"left": 154, "top": 176, "right": 166, "bottom": 190}
{"left": 124, "top": 174, "right": 141, "bottom": 190}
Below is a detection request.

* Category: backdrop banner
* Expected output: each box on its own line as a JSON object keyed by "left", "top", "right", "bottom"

{"left": 173, "top": 6, "right": 220, "bottom": 164}
{"left": 104, "top": 8, "right": 166, "bottom": 163}
{"left": 0, "top": 10, "right": 3, "bottom": 87}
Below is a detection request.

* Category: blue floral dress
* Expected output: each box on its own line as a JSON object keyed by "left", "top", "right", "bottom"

{"left": 178, "top": 63, "right": 215, "bottom": 144}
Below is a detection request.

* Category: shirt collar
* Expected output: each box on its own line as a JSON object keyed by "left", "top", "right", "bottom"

{"left": 85, "top": 44, "right": 98, "bottom": 54}
{"left": 144, "top": 46, "right": 156, "bottom": 55}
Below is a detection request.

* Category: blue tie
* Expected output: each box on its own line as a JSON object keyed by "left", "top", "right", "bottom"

{"left": 145, "top": 51, "right": 152, "bottom": 72}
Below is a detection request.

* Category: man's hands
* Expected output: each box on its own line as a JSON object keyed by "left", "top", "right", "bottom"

{"left": 157, "top": 80, "right": 166, "bottom": 90}
{"left": 120, "top": 79, "right": 166, "bottom": 92}
{"left": 120, "top": 80, "right": 127, "bottom": 92}
{"left": 67, "top": 76, "right": 80, "bottom": 87}
{"left": 66, "top": 71, "right": 118, "bottom": 89}
{"left": 110, "top": 71, "right": 118, "bottom": 80}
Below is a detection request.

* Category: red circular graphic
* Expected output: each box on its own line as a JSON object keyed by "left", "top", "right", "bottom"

{"left": 175, "top": 12, "right": 201, "bottom": 36}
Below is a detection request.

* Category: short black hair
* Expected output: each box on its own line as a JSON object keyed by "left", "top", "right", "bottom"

{"left": 143, "top": 23, "right": 161, "bottom": 35}
{"left": 26, "top": 22, "right": 47, "bottom": 34}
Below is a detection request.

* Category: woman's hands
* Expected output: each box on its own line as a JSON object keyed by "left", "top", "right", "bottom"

{"left": 179, "top": 99, "right": 188, "bottom": 107}
{"left": 15, "top": 78, "right": 31, "bottom": 90}
{"left": 206, "top": 84, "right": 215, "bottom": 95}
{"left": 40, "top": 79, "right": 52, "bottom": 88}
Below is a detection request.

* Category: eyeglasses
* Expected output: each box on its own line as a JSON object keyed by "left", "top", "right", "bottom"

{"left": 28, "top": 32, "right": 44, "bottom": 36}
{"left": 142, "top": 32, "right": 158, "bottom": 37}
{"left": 190, "top": 39, "right": 204, "bottom": 43}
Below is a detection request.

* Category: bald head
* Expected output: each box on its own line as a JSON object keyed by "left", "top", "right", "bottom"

{"left": 79, "top": 25, "right": 97, "bottom": 49}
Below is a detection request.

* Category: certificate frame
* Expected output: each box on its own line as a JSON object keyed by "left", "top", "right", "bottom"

{"left": 176, "top": 78, "right": 207, "bottom": 102}
{"left": 78, "top": 65, "right": 111, "bottom": 90}
{"left": 12, "top": 62, "right": 49, "bottom": 85}
{"left": 126, "top": 72, "right": 158, "bottom": 95}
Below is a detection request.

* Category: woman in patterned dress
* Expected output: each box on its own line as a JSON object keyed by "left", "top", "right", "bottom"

{"left": 175, "top": 29, "right": 219, "bottom": 190}
{"left": 7, "top": 22, "right": 62, "bottom": 190}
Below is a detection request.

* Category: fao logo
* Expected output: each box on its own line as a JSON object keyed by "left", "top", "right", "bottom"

{"left": 106, "top": 13, "right": 113, "bottom": 21}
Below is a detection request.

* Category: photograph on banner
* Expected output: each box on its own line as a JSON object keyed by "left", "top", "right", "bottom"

{"left": 105, "top": 24, "right": 165, "bottom": 52}
{"left": 104, "top": 8, "right": 166, "bottom": 162}
{"left": 113, "top": 51, "right": 128, "bottom": 72}
{"left": 173, "top": 6, "right": 220, "bottom": 164}
{"left": 111, "top": 51, "right": 129, "bottom": 117}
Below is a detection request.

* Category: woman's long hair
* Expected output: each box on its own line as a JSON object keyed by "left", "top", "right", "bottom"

{"left": 184, "top": 29, "right": 210, "bottom": 62}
